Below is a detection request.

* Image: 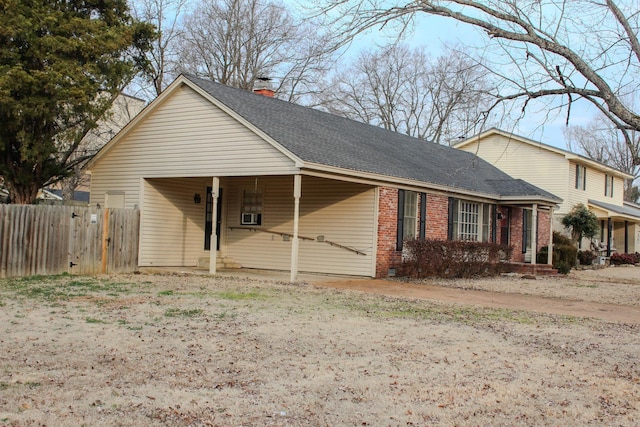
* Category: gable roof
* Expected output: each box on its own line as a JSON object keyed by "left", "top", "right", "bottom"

{"left": 455, "top": 128, "right": 633, "bottom": 180}
{"left": 181, "top": 75, "right": 559, "bottom": 204}
{"left": 88, "top": 75, "right": 560, "bottom": 204}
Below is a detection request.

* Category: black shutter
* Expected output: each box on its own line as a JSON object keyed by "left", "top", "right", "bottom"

{"left": 419, "top": 193, "right": 426, "bottom": 240}
{"left": 522, "top": 209, "right": 528, "bottom": 254}
{"left": 447, "top": 197, "right": 455, "bottom": 240}
{"left": 396, "top": 190, "right": 405, "bottom": 251}
{"left": 575, "top": 164, "right": 579, "bottom": 189}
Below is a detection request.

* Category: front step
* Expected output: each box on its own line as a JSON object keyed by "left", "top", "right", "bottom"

{"left": 197, "top": 255, "right": 242, "bottom": 270}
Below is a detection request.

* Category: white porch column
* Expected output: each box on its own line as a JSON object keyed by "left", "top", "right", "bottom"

{"left": 290, "top": 174, "right": 302, "bottom": 283}
{"left": 531, "top": 204, "right": 538, "bottom": 265}
{"left": 209, "top": 177, "right": 220, "bottom": 275}
{"left": 548, "top": 206, "right": 554, "bottom": 265}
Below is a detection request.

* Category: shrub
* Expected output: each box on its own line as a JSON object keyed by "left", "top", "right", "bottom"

{"left": 536, "top": 232, "right": 577, "bottom": 274}
{"left": 610, "top": 253, "right": 640, "bottom": 265}
{"left": 552, "top": 231, "right": 573, "bottom": 246}
{"left": 561, "top": 203, "right": 599, "bottom": 244}
{"left": 400, "top": 239, "right": 512, "bottom": 279}
{"left": 577, "top": 250, "right": 598, "bottom": 266}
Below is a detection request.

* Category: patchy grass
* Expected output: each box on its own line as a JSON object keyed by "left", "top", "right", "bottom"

{"left": 214, "top": 290, "right": 267, "bottom": 300}
{"left": 163, "top": 308, "right": 204, "bottom": 318}
{"left": 0, "top": 276, "right": 138, "bottom": 303}
{"left": 0, "top": 272, "right": 638, "bottom": 426}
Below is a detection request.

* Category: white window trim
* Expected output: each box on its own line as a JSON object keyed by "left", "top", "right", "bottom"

{"left": 452, "top": 199, "right": 490, "bottom": 242}
{"left": 402, "top": 191, "right": 418, "bottom": 240}
{"left": 240, "top": 186, "right": 264, "bottom": 225}
{"left": 576, "top": 164, "right": 586, "bottom": 190}
{"left": 605, "top": 174, "right": 614, "bottom": 198}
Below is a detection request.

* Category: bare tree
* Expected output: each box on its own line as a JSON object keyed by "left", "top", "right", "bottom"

{"left": 318, "top": 44, "right": 494, "bottom": 144}
{"left": 176, "top": 0, "right": 334, "bottom": 102}
{"left": 319, "top": 0, "right": 640, "bottom": 161}
{"left": 130, "top": 0, "right": 188, "bottom": 97}
{"left": 565, "top": 116, "right": 640, "bottom": 202}
{"left": 57, "top": 94, "right": 146, "bottom": 200}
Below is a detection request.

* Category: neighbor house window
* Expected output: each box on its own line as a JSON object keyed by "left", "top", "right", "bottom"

{"left": 575, "top": 164, "right": 586, "bottom": 190}
{"left": 448, "top": 198, "right": 490, "bottom": 242}
{"left": 241, "top": 188, "right": 262, "bottom": 225}
{"left": 605, "top": 174, "right": 614, "bottom": 197}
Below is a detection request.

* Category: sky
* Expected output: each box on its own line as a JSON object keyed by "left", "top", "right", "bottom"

{"left": 343, "top": 12, "right": 596, "bottom": 151}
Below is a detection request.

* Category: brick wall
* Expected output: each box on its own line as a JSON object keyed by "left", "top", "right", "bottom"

{"left": 376, "top": 187, "right": 401, "bottom": 277}
{"left": 537, "top": 210, "right": 552, "bottom": 262}
{"left": 426, "top": 194, "right": 449, "bottom": 240}
{"left": 375, "top": 187, "right": 553, "bottom": 274}
{"left": 376, "top": 189, "right": 451, "bottom": 277}
{"left": 509, "top": 207, "right": 525, "bottom": 262}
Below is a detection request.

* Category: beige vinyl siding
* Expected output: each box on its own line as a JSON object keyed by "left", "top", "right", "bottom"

{"left": 225, "top": 176, "right": 376, "bottom": 276}
{"left": 459, "top": 135, "right": 569, "bottom": 211}
{"left": 90, "top": 84, "right": 297, "bottom": 208}
{"left": 139, "top": 177, "right": 209, "bottom": 266}
{"left": 568, "top": 161, "right": 626, "bottom": 209}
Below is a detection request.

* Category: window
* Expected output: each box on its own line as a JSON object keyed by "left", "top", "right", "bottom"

{"left": 241, "top": 188, "right": 262, "bottom": 225}
{"left": 448, "top": 198, "right": 490, "bottom": 242}
{"left": 396, "top": 190, "right": 420, "bottom": 250}
{"left": 575, "top": 164, "right": 586, "bottom": 190}
{"left": 605, "top": 174, "right": 614, "bottom": 197}
{"left": 402, "top": 191, "right": 417, "bottom": 240}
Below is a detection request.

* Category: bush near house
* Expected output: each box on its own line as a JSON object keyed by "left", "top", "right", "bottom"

{"left": 610, "top": 253, "right": 640, "bottom": 265}
{"left": 577, "top": 250, "right": 598, "bottom": 266}
{"left": 400, "top": 239, "right": 512, "bottom": 279}
{"left": 537, "top": 232, "right": 577, "bottom": 275}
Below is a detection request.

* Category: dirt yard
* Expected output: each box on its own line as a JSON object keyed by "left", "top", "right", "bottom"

{"left": 0, "top": 267, "right": 639, "bottom": 426}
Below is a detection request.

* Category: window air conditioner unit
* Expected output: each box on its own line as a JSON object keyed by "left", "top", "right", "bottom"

{"left": 241, "top": 213, "right": 259, "bottom": 225}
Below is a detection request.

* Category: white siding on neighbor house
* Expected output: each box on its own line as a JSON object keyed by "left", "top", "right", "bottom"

{"left": 139, "top": 177, "right": 210, "bottom": 266}
{"left": 224, "top": 176, "right": 376, "bottom": 276}
{"left": 90, "top": 84, "right": 298, "bottom": 208}
{"left": 568, "top": 160, "right": 626, "bottom": 214}
{"left": 459, "top": 135, "right": 569, "bottom": 211}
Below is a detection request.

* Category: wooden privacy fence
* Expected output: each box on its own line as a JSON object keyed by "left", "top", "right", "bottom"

{"left": 0, "top": 205, "right": 140, "bottom": 278}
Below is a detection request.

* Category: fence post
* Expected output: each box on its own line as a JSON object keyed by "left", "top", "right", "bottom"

{"left": 101, "top": 209, "right": 110, "bottom": 274}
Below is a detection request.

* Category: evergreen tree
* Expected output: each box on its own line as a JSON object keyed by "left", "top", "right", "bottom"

{"left": 0, "top": 0, "right": 154, "bottom": 203}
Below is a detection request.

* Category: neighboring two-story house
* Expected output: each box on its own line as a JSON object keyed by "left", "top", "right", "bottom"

{"left": 455, "top": 128, "right": 640, "bottom": 255}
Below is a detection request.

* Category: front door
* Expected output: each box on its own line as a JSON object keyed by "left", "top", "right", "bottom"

{"left": 204, "top": 187, "right": 223, "bottom": 251}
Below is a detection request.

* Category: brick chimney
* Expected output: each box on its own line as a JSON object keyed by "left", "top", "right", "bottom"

{"left": 253, "top": 77, "right": 275, "bottom": 97}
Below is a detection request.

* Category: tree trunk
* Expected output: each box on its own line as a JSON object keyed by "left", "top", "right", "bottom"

{"left": 5, "top": 182, "right": 40, "bottom": 204}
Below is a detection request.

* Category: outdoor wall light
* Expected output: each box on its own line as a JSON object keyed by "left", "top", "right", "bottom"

{"left": 194, "top": 193, "right": 201, "bottom": 204}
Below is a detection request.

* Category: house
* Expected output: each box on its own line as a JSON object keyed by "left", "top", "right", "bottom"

{"left": 87, "top": 75, "right": 561, "bottom": 280}
{"left": 455, "top": 128, "right": 640, "bottom": 255}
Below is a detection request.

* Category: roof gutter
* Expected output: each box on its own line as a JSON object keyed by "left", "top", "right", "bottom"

{"left": 302, "top": 163, "right": 561, "bottom": 206}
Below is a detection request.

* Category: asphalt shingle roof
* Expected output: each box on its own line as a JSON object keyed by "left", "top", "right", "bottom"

{"left": 589, "top": 199, "right": 640, "bottom": 219}
{"left": 185, "top": 74, "right": 560, "bottom": 202}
